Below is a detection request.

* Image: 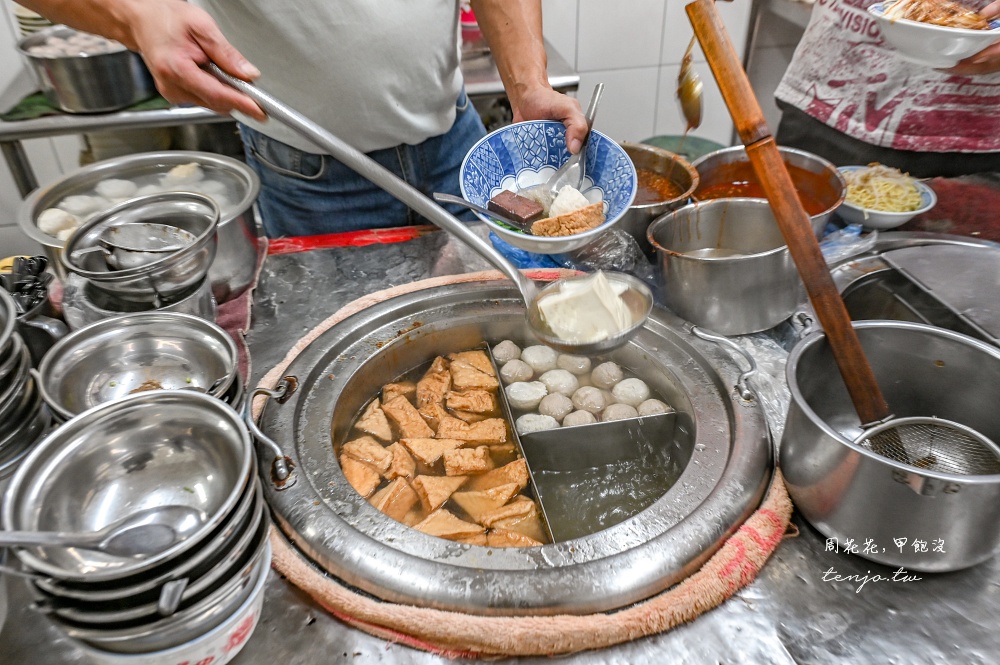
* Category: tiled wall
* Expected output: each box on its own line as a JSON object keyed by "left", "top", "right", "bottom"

{"left": 1, "top": 0, "right": 809, "bottom": 254}
{"left": 541, "top": 0, "right": 756, "bottom": 147}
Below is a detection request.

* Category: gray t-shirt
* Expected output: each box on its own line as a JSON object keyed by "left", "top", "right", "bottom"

{"left": 193, "top": 0, "right": 464, "bottom": 153}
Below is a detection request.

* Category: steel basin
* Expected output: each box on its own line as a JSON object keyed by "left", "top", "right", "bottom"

{"left": 256, "top": 279, "right": 772, "bottom": 615}
{"left": 617, "top": 142, "right": 698, "bottom": 257}
{"left": 780, "top": 321, "right": 1000, "bottom": 572}
{"left": 691, "top": 145, "right": 845, "bottom": 237}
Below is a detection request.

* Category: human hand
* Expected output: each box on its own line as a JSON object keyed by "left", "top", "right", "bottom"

{"left": 946, "top": 0, "right": 1000, "bottom": 75}
{"left": 511, "top": 87, "right": 589, "bottom": 154}
{"left": 123, "top": 0, "right": 266, "bottom": 120}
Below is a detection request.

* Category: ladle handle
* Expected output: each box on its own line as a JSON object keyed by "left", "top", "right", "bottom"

{"left": 685, "top": 0, "right": 891, "bottom": 427}
{"left": 0, "top": 530, "right": 100, "bottom": 549}
{"left": 205, "top": 64, "right": 536, "bottom": 304}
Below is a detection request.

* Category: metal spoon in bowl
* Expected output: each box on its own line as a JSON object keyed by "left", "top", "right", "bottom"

{"left": 205, "top": 64, "right": 650, "bottom": 355}
{"left": 0, "top": 505, "right": 203, "bottom": 558}
{"left": 431, "top": 192, "right": 534, "bottom": 233}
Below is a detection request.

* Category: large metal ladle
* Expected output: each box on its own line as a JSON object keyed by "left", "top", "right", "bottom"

{"left": 207, "top": 64, "right": 651, "bottom": 355}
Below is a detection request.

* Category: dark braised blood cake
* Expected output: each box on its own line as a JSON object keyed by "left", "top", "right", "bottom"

{"left": 488, "top": 190, "right": 544, "bottom": 224}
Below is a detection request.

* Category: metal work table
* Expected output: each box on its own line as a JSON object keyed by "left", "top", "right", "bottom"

{"left": 0, "top": 41, "right": 579, "bottom": 197}
{"left": 2, "top": 226, "right": 998, "bottom": 664}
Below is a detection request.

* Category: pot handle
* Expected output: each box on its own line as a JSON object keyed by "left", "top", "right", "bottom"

{"left": 17, "top": 314, "right": 68, "bottom": 366}
{"left": 244, "top": 379, "right": 296, "bottom": 489}
{"left": 691, "top": 326, "right": 757, "bottom": 401}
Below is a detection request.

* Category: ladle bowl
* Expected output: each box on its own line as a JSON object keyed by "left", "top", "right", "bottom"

{"left": 206, "top": 64, "right": 649, "bottom": 356}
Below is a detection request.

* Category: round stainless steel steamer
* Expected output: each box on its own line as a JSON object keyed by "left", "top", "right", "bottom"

{"left": 255, "top": 280, "right": 773, "bottom": 615}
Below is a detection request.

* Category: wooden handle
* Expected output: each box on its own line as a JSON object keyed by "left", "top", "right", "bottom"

{"left": 685, "top": 0, "right": 891, "bottom": 426}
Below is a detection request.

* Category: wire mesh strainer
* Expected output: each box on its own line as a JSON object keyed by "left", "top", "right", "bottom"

{"left": 855, "top": 416, "right": 1000, "bottom": 476}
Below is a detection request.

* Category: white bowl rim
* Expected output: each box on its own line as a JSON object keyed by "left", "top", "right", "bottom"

{"left": 867, "top": 3, "right": 1000, "bottom": 35}
{"left": 459, "top": 119, "right": 638, "bottom": 249}
{"left": 836, "top": 165, "right": 938, "bottom": 217}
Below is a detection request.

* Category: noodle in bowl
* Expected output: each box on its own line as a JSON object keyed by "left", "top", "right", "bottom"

{"left": 835, "top": 165, "right": 937, "bottom": 230}
{"left": 869, "top": 2, "right": 1000, "bottom": 68}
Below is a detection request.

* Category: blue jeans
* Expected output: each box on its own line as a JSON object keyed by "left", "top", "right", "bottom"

{"left": 239, "top": 89, "right": 486, "bottom": 237}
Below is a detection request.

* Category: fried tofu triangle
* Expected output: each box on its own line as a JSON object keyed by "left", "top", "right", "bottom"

{"left": 443, "top": 446, "right": 495, "bottom": 476}
{"left": 400, "top": 437, "right": 465, "bottom": 466}
{"left": 465, "top": 458, "right": 529, "bottom": 492}
{"left": 385, "top": 442, "right": 416, "bottom": 480}
{"left": 531, "top": 201, "right": 604, "bottom": 237}
{"left": 383, "top": 395, "right": 435, "bottom": 438}
{"left": 445, "top": 389, "right": 496, "bottom": 414}
{"left": 382, "top": 381, "right": 416, "bottom": 404}
{"left": 412, "top": 474, "right": 468, "bottom": 512}
{"left": 340, "top": 455, "right": 381, "bottom": 498}
{"left": 342, "top": 435, "right": 392, "bottom": 475}
{"left": 451, "top": 482, "right": 521, "bottom": 524}
{"left": 414, "top": 509, "right": 485, "bottom": 540}
{"left": 487, "top": 527, "right": 543, "bottom": 548}
{"left": 447, "top": 350, "right": 495, "bottom": 377}
{"left": 450, "top": 360, "right": 499, "bottom": 391}
{"left": 416, "top": 356, "right": 451, "bottom": 408}
{"left": 355, "top": 399, "right": 392, "bottom": 442}
{"left": 369, "top": 477, "right": 419, "bottom": 522}
{"left": 436, "top": 416, "right": 507, "bottom": 445}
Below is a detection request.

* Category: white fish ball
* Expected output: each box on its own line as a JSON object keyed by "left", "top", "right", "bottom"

{"left": 563, "top": 410, "right": 598, "bottom": 427}
{"left": 95, "top": 178, "right": 138, "bottom": 199}
{"left": 57, "top": 194, "right": 109, "bottom": 216}
{"left": 162, "top": 162, "right": 205, "bottom": 186}
{"left": 135, "top": 184, "right": 163, "bottom": 197}
{"left": 538, "top": 369, "right": 579, "bottom": 397}
{"left": 36, "top": 208, "right": 78, "bottom": 235}
{"left": 492, "top": 340, "right": 521, "bottom": 366}
{"left": 500, "top": 359, "right": 533, "bottom": 384}
{"left": 556, "top": 354, "right": 592, "bottom": 375}
{"left": 56, "top": 227, "right": 76, "bottom": 241}
{"left": 638, "top": 399, "right": 672, "bottom": 417}
{"left": 538, "top": 393, "right": 574, "bottom": 422}
{"left": 515, "top": 413, "right": 560, "bottom": 435}
{"left": 612, "top": 378, "right": 651, "bottom": 408}
{"left": 197, "top": 179, "right": 228, "bottom": 197}
{"left": 520, "top": 345, "right": 558, "bottom": 374}
{"left": 505, "top": 381, "right": 548, "bottom": 411}
{"left": 602, "top": 403, "right": 640, "bottom": 421}
{"left": 591, "top": 362, "right": 624, "bottom": 389}
{"left": 600, "top": 389, "right": 616, "bottom": 406}
{"left": 571, "top": 386, "right": 606, "bottom": 414}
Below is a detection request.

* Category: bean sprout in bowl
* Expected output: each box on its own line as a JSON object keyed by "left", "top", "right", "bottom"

{"left": 836, "top": 165, "right": 937, "bottom": 229}
{"left": 460, "top": 120, "right": 637, "bottom": 254}
{"left": 868, "top": 2, "right": 1000, "bottom": 69}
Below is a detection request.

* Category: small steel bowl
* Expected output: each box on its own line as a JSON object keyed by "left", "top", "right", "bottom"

{"left": 61, "top": 193, "right": 219, "bottom": 305}
{"left": 16, "top": 25, "right": 156, "bottom": 114}
{"left": 2, "top": 391, "right": 253, "bottom": 582}
{"left": 37, "top": 311, "right": 237, "bottom": 421}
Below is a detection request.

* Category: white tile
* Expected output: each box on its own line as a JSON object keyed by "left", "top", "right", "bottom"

{"left": 0, "top": 225, "right": 44, "bottom": 256}
{"left": 577, "top": 0, "right": 664, "bottom": 72}
{"left": 50, "top": 135, "right": 83, "bottom": 172}
{"left": 654, "top": 62, "right": 735, "bottom": 148}
{"left": 542, "top": 0, "right": 578, "bottom": 69}
{"left": 580, "top": 68, "right": 659, "bottom": 143}
{"left": 23, "top": 138, "right": 66, "bottom": 186}
{"left": 662, "top": 0, "right": 754, "bottom": 65}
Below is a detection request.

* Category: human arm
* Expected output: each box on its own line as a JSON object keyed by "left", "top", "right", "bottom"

{"left": 946, "top": 0, "right": 1000, "bottom": 74}
{"left": 470, "top": 0, "right": 589, "bottom": 153}
{"left": 15, "top": 0, "right": 266, "bottom": 119}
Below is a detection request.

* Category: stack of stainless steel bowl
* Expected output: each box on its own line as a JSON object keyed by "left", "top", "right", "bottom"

{"left": 1, "top": 391, "right": 268, "bottom": 662}
{"left": 36, "top": 311, "right": 243, "bottom": 422}
{"left": 0, "top": 291, "right": 53, "bottom": 494}
{"left": 59, "top": 192, "right": 221, "bottom": 329}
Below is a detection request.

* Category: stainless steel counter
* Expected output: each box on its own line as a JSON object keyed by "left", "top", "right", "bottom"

{"left": 2, "top": 227, "right": 998, "bottom": 664}
{"left": 0, "top": 42, "right": 579, "bottom": 196}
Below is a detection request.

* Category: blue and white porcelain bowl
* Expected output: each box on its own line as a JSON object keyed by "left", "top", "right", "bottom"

{"left": 460, "top": 120, "right": 637, "bottom": 254}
